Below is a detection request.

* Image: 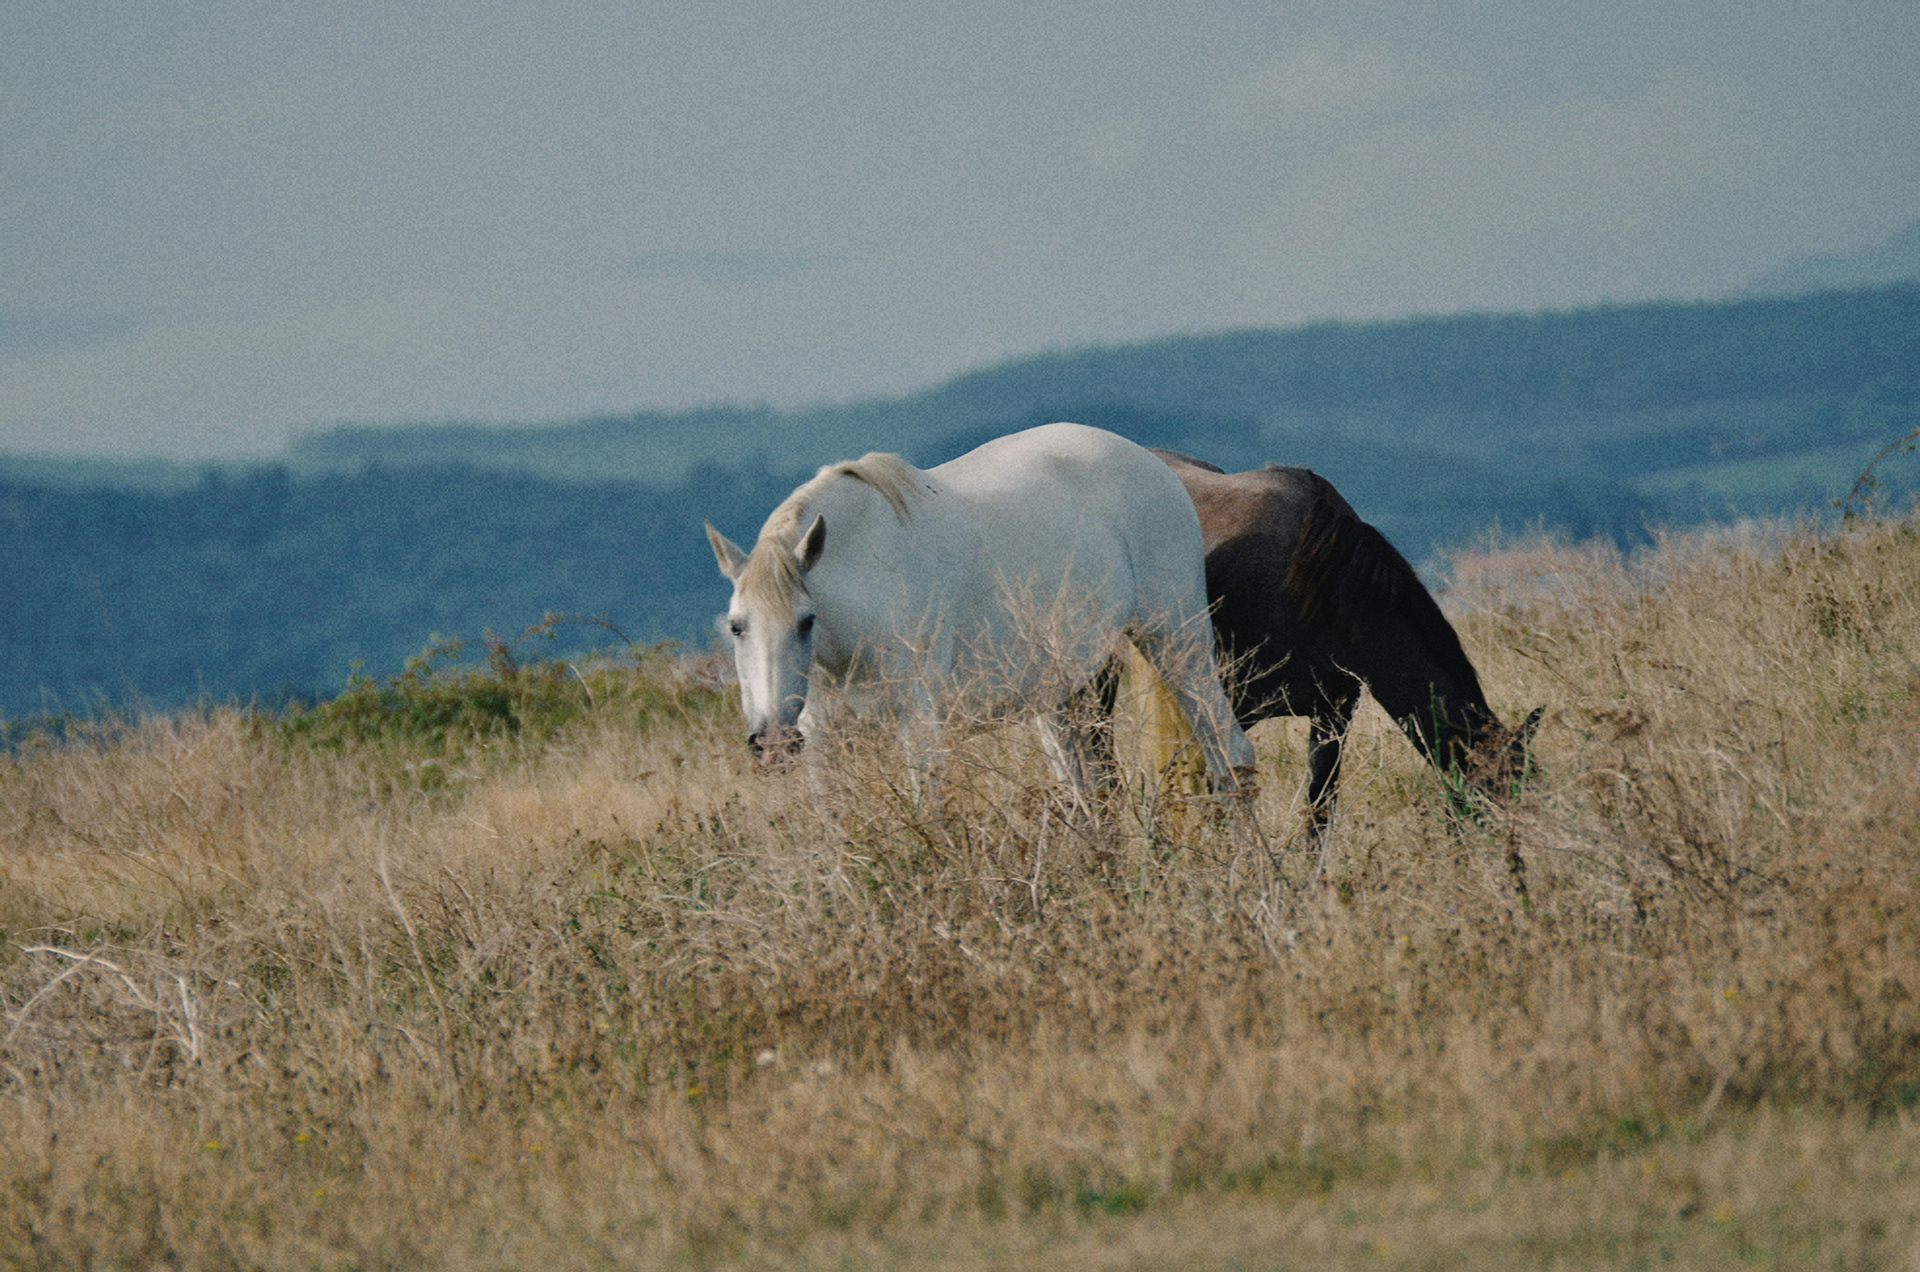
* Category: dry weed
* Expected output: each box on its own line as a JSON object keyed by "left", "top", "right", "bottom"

{"left": 2, "top": 510, "right": 1919, "bottom": 1268}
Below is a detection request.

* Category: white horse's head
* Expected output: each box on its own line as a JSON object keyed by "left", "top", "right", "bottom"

{"left": 707, "top": 514, "right": 828, "bottom": 761}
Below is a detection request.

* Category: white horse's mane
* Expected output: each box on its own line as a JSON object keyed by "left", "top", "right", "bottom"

{"left": 740, "top": 452, "right": 922, "bottom": 612}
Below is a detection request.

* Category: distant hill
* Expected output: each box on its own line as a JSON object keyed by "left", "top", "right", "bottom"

{"left": 1746, "top": 219, "right": 1920, "bottom": 297}
{"left": 289, "top": 281, "right": 1920, "bottom": 550}
{"left": 0, "top": 462, "right": 805, "bottom": 719}
{"left": 3, "top": 281, "right": 1918, "bottom": 718}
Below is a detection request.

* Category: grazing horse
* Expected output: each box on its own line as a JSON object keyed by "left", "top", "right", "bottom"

{"left": 704, "top": 423, "right": 1256, "bottom": 796}
{"left": 1152, "top": 449, "right": 1541, "bottom": 829}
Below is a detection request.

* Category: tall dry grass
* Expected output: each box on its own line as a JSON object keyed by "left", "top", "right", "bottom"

{"left": 3, "top": 510, "right": 1919, "bottom": 1269}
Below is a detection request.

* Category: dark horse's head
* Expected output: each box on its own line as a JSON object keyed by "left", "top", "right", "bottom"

{"left": 1430, "top": 704, "right": 1546, "bottom": 818}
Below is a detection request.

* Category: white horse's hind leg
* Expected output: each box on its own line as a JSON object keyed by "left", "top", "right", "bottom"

{"left": 1033, "top": 709, "right": 1103, "bottom": 815}
{"left": 1132, "top": 627, "right": 1256, "bottom": 792}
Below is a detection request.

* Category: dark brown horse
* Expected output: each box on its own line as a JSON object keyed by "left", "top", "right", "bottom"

{"left": 1151, "top": 448, "right": 1541, "bottom": 830}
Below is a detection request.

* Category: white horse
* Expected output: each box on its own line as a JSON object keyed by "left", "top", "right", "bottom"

{"left": 704, "top": 422, "right": 1256, "bottom": 795}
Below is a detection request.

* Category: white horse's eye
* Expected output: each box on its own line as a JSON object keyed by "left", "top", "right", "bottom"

{"left": 797, "top": 614, "right": 815, "bottom": 637}
{"left": 728, "top": 617, "right": 746, "bottom": 639}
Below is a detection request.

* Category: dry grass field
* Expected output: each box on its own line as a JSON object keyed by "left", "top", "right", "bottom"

{"left": 4, "top": 509, "right": 1920, "bottom": 1269}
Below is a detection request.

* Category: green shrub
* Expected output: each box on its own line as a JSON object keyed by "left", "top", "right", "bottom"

{"left": 275, "top": 617, "right": 728, "bottom": 762}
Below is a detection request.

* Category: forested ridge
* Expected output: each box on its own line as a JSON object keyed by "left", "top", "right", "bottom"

{"left": 3, "top": 281, "right": 1916, "bottom": 717}
{"left": 1, "top": 463, "right": 801, "bottom": 717}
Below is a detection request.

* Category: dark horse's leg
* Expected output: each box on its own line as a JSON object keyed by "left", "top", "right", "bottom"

{"left": 1305, "top": 688, "right": 1358, "bottom": 851}
{"left": 1060, "top": 660, "right": 1124, "bottom": 793}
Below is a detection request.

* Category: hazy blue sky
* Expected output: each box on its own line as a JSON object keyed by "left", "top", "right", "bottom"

{"left": 3, "top": 0, "right": 1916, "bottom": 457}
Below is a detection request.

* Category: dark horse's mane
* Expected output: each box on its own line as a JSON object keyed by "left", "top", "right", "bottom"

{"left": 1279, "top": 468, "right": 1487, "bottom": 701}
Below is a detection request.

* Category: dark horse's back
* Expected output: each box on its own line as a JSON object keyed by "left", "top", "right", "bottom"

{"left": 1151, "top": 449, "right": 1530, "bottom": 820}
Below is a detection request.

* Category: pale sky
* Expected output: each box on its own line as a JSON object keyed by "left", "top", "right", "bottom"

{"left": 3, "top": 0, "right": 1917, "bottom": 458}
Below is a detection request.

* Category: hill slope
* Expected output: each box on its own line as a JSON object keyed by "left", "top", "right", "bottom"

{"left": 3, "top": 282, "right": 1917, "bottom": 715}
{"left": 0, "top": 462, "right": 803, "bottom": 717}
{"left": 293, "top": 281, "right": 1920, "bottom": 547}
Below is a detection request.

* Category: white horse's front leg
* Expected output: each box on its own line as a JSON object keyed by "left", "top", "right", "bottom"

{"left": 795, "top": 700, "right": 822, "bottom": 746}
{"left": 898, "top": 680, "right": 944, "bottom": 809}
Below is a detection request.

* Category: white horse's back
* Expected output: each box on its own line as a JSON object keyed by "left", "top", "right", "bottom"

{"left": 924, "top": 422, "right": 1217, "bottom": 668}
{"left": 934, "top": 423, "right": 1211, "bottom": 587}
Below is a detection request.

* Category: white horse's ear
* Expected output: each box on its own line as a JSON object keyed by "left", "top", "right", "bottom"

{"left": 707, "top": 522, "right": 750, "bottom": 580}
{"left": 794, "top": 515, "right": 827, "bottom": 573}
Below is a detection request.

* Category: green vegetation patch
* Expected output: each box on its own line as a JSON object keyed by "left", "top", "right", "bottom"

{"left": 275, "top": 618, "right": 727, "bottom": 765}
